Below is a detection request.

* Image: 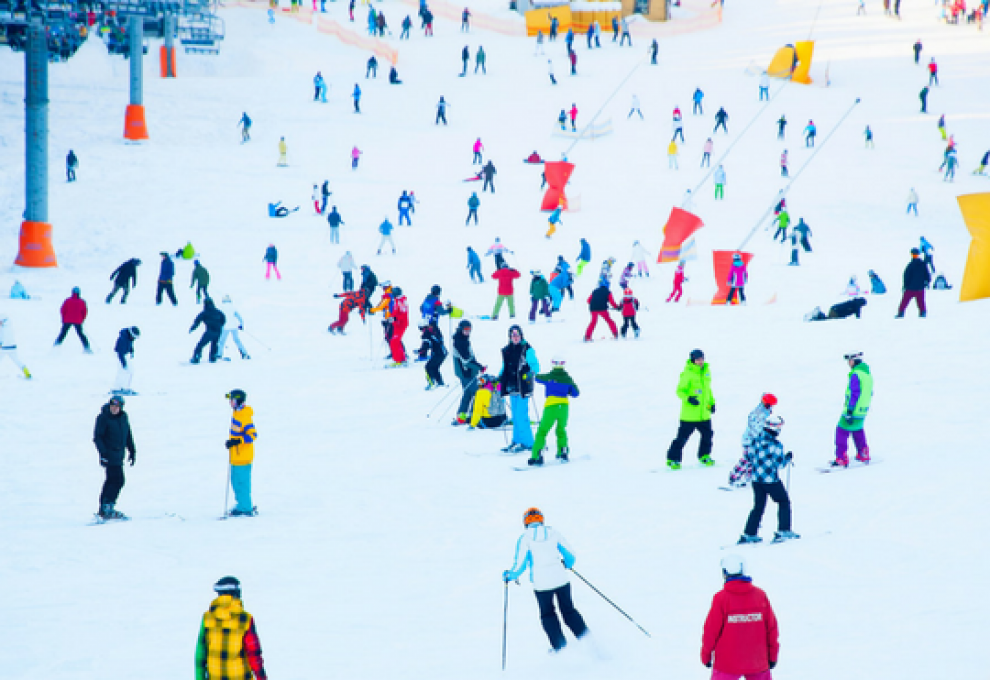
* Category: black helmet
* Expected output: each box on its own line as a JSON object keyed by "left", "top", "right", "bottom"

{"left": 227, "top": 389, "right": 247, "bottom": 407}
{"left": 457, "top": 319, "right": 472, "bottom": 331}
{"left": 393, "top": 286, "right": 403, "bottom": 297}
{"left": 109, "top": 395, "right": 125, "bottom": 407}
{"left": 690, "top": 349, "right": 705, "bottom": 362}
{"left": 431, "top": 284, "right": 442, "bottom": 296}
{"left": 130, "top": 326, "right": 140, "bottom": 338}
{"left": 214, "top": 575, "right": 241, "bottom": 598}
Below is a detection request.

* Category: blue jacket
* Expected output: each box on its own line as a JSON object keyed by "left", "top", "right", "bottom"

{"left": 467, "top": 248, "right": 481, "bottom": 268}
{"left": 578, "top": 239, "right": 591, "bottom": 262}
{"left": 398, "top": 195, "right": 413, "bottom": 211}
{"left": 159, "top": 256, "right": 174, "bottom": 282}
{"left": 380, "top": 220, "right": 394, "bottom": 235}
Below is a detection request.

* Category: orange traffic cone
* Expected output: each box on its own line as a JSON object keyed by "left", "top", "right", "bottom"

{"left": 14, "top": 221, "right": 57, "bottom": 268}
{"left": 124, "top": 104, "right": 149, "bottom": 140}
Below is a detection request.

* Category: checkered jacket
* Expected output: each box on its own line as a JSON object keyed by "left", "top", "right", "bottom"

{"left": 728, "top": 431, "right": 788, "bottom": 485}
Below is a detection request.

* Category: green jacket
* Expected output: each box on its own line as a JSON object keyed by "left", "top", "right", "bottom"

{"left": 775, "top": 210, "right": 790, "bottom": 229}
{"left": 838, "top": 362, "right": 872, "bottom": 431}
{"left": 676, "top": 359, "right": 715, "bottom": 422}
{"left": 530, "top": 276, "right": 549, "bottom": 300}
{"left": 191, "top": 264, "right": 210, "bottom": 288}
{"left": 181, "top": 243, "right": 195, "bottom": 260}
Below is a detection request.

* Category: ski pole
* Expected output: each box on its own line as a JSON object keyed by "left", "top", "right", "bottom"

{"left": 785, "top": 457, "right": 793, "bottom": 494}
{"left": 502, "top": 580, "right": 509, "bottom": 671}
{"left": 570, "top": 568, "right": 651, "bottom": 638}
{"left": 223, "top": 463, "right": 231, "bottom": 518}
{"left": 426, "top": 381, "right": 460, "bottom": 417}
{"left": 242, "top": 329, "right": 271, "bottom": 351}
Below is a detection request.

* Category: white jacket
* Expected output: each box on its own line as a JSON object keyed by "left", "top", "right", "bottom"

{"left": 631, "top": 243, "right": 650, "bottom": 261}
{"left": 760, "top": 73, "right": 769, "bottom": 88}
{"left": 0, "top": 318, "right": 14, "bottom": 348}
{"left": 907, "top": 189, "right": 919, "bottom": 205}
{"left": 505, "top": 524, "right": 576, "bottom": 592}
{"left": 220, "top": 301, "right": 244, "bottom": 331}
{"left": 338, "top": 252, "right": 356, "bottom": 272}
{"left": 631, "top": 95, "right": 640, "bottom": 110}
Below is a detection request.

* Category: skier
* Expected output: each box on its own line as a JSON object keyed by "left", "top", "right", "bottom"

{"left": 831, "top": 352, "right": 873, "bottom": 467}
{"left": 804, "top": 120, "right": 817, "bottom": 147}
{"left": 619, "top": 15, "right": 631, "bottom": 45}
{"left": 650, "top": 38, "right": 658, "bottom": 64}
{"left": 726, "top": 253, "right": 748, "bottom": 305}
{"left": 776, "top": 114, "right": 787, "bottom": 139}
{"left": 919, "top": 85, "right": 929, "bottom": 113}
{"left": 772, "top": 208, "right": 790, "bottom": 242}
{"left": 420, "top": 285, "right": 451, "bottom": 327}
{"left": 106, "top": 257, "right": 141, "bottom": 304}
{"left": 701, "top": 137, "right": 713, "bottom": 167}
{"left": 631, "top": 240, "right": 651, "bottom": 276}
{"left": 66, "top": 149, "right": 78, "bottom": 181}
{"left": 327, "top": 205, "right": 344, "bottom": 244}
{"left": 576, "top": 238, "right": 591, "bottom": 276}
{"left": 416, "top": 319, "right": 447, "bottom": 389}
{"left": 369, "top": 282, "right": 397, "bottom": 350}
{"left": 627, "top": 94, "right": 643, "bottom": 119}
{"left": 868, "top": 269, "right": 886, "bottom": 294}
{"left": 788, "top": 230, "right": 800, "bottom": 266}
{"left": 547, "top": 57, "right": 555, "bottom": 84}
{"left": 387, "top": 287, "right": 410, "bottom": 366}
{"left": 461, "top": 6, "right": 470, "bottom": 30}
{"left": 668, "top": 140, "right": 679, "bottom": 170}
{"left": 0, "top": 316, "right": 32, "bottom": 379}
{"left": 466, "top": 192, "right": 480, "bottom": 225}
{"left": 937, "top": 114, "right": 947, "bottom": 140}
{"left": 896, "top": 248, "right": 930, "bottom": 318}
{"left": 619, "top": 263, "right": 635, "bottom": 289}
{"left": 328, "top": 289, "right": 367, "bottom": 335}
{"left": 528, "top": 270, "right": 551, "bottom": 322}
{"left": 665, "top": 349, "right": 716, "bottom": 470}
{"left": 793, "top": 218, "right": 813, "bottom": 252}
{"left": 503, "top": 507, "right": 589, "bottom": 651}
{"left": 492, "top": 262, "right": 521, "bottom": 319}
{"left": 475, "top": 46, "right": 486, "bottom": 74}
{"left": 619, "top": 286, "right": 640, "bottom": 338}
{"left": 225, "top": 389, "right": 259, "bottom": 516}
{"left": 467, "top": 246, "right": 484, "bottom": 283}
{"left": 730, "top": 413, "right": 798, "bottom": 543}
{"left": 545, "top": 202, "right": 564, "bottom": 238}
{"left": 55, "top": 287, "right": 92, "bottom": 352}
{"left": 472, "top": 137, "right": 484, "bottom": 164}
{"left": 692, "top": 87, "right": 704, "bottom": 114}
{"left": 359, "top": 264, "right": 379, "bottom": 302}
{"left": 351, "top": 145, "right": 362, "bottom": 169}
{"left": 320, "top": 180, "right": 332, "bottom": 214}
{"left": 400, "top": 14, "right": 411, "bottom": 38}
{"left": 398, "top": 190, "right": 414, "bottom": 226}
{"left": 758, "top": 70, "right": 769, "bottom": 100}
{"left": 714, "top": 164, "right": 726, "bottom": 200}
{"left": 568, "top": 48, "right": 577, "bottom": 75}
{"left": 667, "top": 261, "right": 687, "bottom": 302}
{"left": 944, "top": 147, "right": 958, "bottom": 182}
{"left": 498, "top": 324, "right": 539, "bottom": 452}
{"left": 436, "top": 96, "right": 449, "bottom": 125}
{"left": 93, "top": 394, "right": 136, "bottom": 520}
{"left": 481, "top": 160, "right": 497, "bottom": 193}
{"left": 263, "top": 244, "right": 281, "bottom": 280}
{"left": 928, "top": 57, "right": 938, "bottom": 85}
{"left": 190, "top": 260, "right": 210, "bottom": 304}
{"left": 460, "top": 45, "right": 470, "bottom": 76}
{"left": 156, "top": 252, "right": 179, "bottom": 305}
{"left": 569, "top": 103, "right": 578, "bottom": 131}
{"left": 486, "top": 238, "right": 513, "bottom": 270}
{"left": 906, "top": 188, "right": 919, "bottom": 215}
{"left": 352, "top": 83, "right": 362, "bottom": 113}
{"left": 238, "top": 112, "right": 252, "bottom": 142}
{"left": 700, "top": 555, "right": 780, "bottom": 677}
{"left": 527, "top": 355, "right": 580, "bottom": 464}
{"left": 584, "top": 281, "right": 619, "bottom": 341}
{"left": 741, "top": 393, "right": 777, "bottom": 451}
{"left": 550, "top": 16, "right": 559, "bottom": 41}
{"left": 713, "top": 107, "right": 729, "bottom": 134}
{"left": 366, "top": 54, "right": 377, "bottom": 78}
{"left": 277, "top": 137, "right": 288, "bottom": 166}
{"left": 313, "top": 71, "right": 326, "bottom": 102}
{"left": 452, "top": 319, "right": 485, "bottom": 425}
{"left": 920, "top": 236, "right": 935, "bottom": 273}
{"left": 112, "top": 326, "right": 140, "bottom": 394}
{"left": 913, "top": 39, "right": 922, "bottom": 64}
{"left": 558, "top": 109, "right": 567, "bottom": 131}
{"left": 865, "top": 125, "right": 874, "bottom": 148}
{"left": 780, "top": 149, "right": 789, "bottom": 177}
{"left": 611, "top": 15, "right": 619, "bottom": 40}
{"left": 189, "top": 298, "right": 226, "bottom": 364}
{"left": 377, "top": 218, "right": 396, "bottom": 255}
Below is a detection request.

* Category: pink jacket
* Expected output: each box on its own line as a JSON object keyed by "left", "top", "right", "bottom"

{"left": 703, "top": 140, "right": 713, "bottom": 154}
{"left": 351, "top": 147, "right": 362, "bottom": 160}
{"left": 727, "top": 263, "right": 748, "bottom": 287}
{"left": 473, "top": 140, "right": 483, "bottom": 153}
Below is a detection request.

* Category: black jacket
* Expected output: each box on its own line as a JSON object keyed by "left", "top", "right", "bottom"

{"left": 361, "top": 268, "right": 378, "bottom": 296}
{"left": 588, "top": 286, "right": 618, "bottom": 312}
{"left": 418, "top": 326, "right": 447, "bottom": 360}
{"left": 828, "top": 297, "right": 867, "bottom": 319}
{"left": 190, "top": 299, "right": 226, "bottom": 334}
{"left": 94, "top": 405, "right": 136, "bottom": 466}
{"left": 110, "top": 258, "right": 140, "bottom": 287}
{"left": 481, "top": 162, "right": 496, "bottom": 180}
{"left": 499, "top": 340, "right": 535, "bottom": 397}
{"left": 452, "top": 329, "right": 482, "bottom": 380}
{"left": 903, "top": 258, "right": 931, "bottom": 291}
{"left": 114, "top": 327, "right": 137, "bottom": 356}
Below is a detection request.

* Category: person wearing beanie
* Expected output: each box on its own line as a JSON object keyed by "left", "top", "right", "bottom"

{"left": 741, "top": 393, "right": 777, "bottom": 451}
{"left": 469, "top": 374, "right": 508, "bottom": 429}
{"left": 190, "top": 260, "right": 210, "bottom": 304}
{"left": 196, "top": 576, "right": 268, "bottom": 680}
{"left": 112, "top": 326, "right": 140, "bottom": 395}
{"left": 416, "top": 319, "right": 447, "bottom": 389}
{"left": 584, "top": 281, "right": 620, "bottom": 341}
{"left": 498, "top": 325, "right": 540, "bottom": 452}
{"left": 189, "top": 298, "right": 226, "bottom": 364}
{"left": 701, "top": 555, "right": 779, "bottom": 677}
{"left": 503, "top": 508, "right": 589, "bottom": 652}
{"left": 728, "top": 414, "right": 798, "bottom": 544}
{"left": 528, "top": 271, "right": 551, "bottom": 322}
{"left": 387, "top": 286, "right": 410, "bottom": 367}
{"left": 218, "top": 295, "right": 250, "bottom": 360}
{"left": 666, "top": 349, "right": 716, "bottom": 470}
{"left": 896, "top": 248, "right": 931, "bottom": 318}
{"left": 451, "top": 320, "right": 485, "bottom": 425}
{"left": 529, "top": 355, "right": 579, "bottom": 465}
{"left": 225, "top": 390, "right": 258, "bottom": 516}
{"left": 93, "top": 395, "right": 136, "bottom": 520}
{"left": 55, "top": 287, "right": 93, "bottom": 352}
{"left": 831, "top": 352, "right": 872, "bottom": 468}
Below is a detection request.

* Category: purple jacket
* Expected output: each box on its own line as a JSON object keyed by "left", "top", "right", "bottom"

{"left": 727, "top": 263, "right": 748, "bottom": 287}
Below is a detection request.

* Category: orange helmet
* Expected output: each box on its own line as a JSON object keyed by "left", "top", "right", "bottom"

{"left": 523, "top": 507, "right": 544, "bottom": 526}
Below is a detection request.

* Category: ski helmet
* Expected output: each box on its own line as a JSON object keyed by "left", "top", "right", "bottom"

{"left": 214, "top": 575, "right": 241, "bottom": 598}
{"left": 764, "top": 415, "right": 784, "bottom": 434}
{"left": 72, "top": 286, "right": 81, "bottom": 296}
{"left": 720, "top": 554, "right": 746, "bottom": 578}
{"left": 392, "top": 286, "right": 403, "bottom": 297}
{"left": 690, "top": 349, "right": 705, "bottom": 362}
{"left": 761, "top": 393, "right": 778, "bottom": 407}
{"left": 457, "top": 319, "right": 472, "bottom": 332}
{"left": 551, "top": 354, "right": 566, "bottom": 367}
{"left": 843, "top": 351, "right": 863, "bottom": 362}
{"left": 227, "top": 389, "right": 247, "bottom": 407}
{"left": 508, "top": 324, "right": 523, "bottom": 339}
{"left": 523, "top": 507, "right": 544, "bottom": 527}
{"left": 130, "top": 326, "right": 141, "bottom": 338}
{"left": 431, "top": 285, "right": 442, "bottom": 296}
{"left": 109, "top": 395, "right": 125, "bottom": 407}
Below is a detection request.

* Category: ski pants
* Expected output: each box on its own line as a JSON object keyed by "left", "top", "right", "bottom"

{"left": 398, "top": 208, "right": 411, "bottom": 226}
{"left": 620, "top": 315, "right": 639, "bottom": 336}
{"left": 482, "top": 177, "right": 494, "bottom": 193}
{"left": 759, "top": 86, "right": 768, "bottom": 101}
{"left": 390, "top": 322, "right": 408, "bottom": 363}
{"left": 378, "top": 234, "right": 396, "bottom": 253}
{"left": 329, "top": 307, "right": 352, "bottom": 333}
{"left": 55, "top": 322, "right": 90, "bottom": 349}
{"left": 193, "top": 331, "right": 221, "bottom": 363}
{"left": 426, "top": 352, "right": 445, "bottom": 385}
{"left": 343, "top": 271, "right": 354, "bottom": 291}
{"left": 744, "top": 480, "right": 791, "bottom": 536}
{"left": 548, "top": 286, "right": 562, "bottom": 311}
{"left": 529, "top": 297, "right": 551, "bottom": 321}
{"left": 510, "top": 393, "right": 534, "bottom": 448}
{"left": 473, "top": 151, "right": 482, "bottom": 164}
{"left": 715, "top": 183, "right": 724, "bottom": 200}
{"left": 493, "top": 294, "right": 515, "bottom": 319}
{"left": 835, "top": 425, "right": 868, "bottom": 465}
{"left": 1, "top": 347, "right": 27, "bottom": 372}
{"left": 710, "top": 670, "right": 773, "bottom": 680}
{"left": 701, "top": 152, "right": 710, "bottom": 167}
{"left": 897, "top": 290, "right": 926, "bottom": 316}
{"left": 532, "top": 403, "right": 569, "bottom": 455}
{"left": 714, "top": 120, "right": 727, "bottom": 134}
{"left": 667, "top": 282, "right": 683, "bottom": 302}
{"left": 466, "top": 208, "right": 478, "bottom": 225}
{"left": 194, "top": 281, "right": 208, "bottom": 303}
{"left": 585, "top": 311, "right": 618, "bottom": 340}
{"left": 329, "top": 226, "right": 340, "bottom": 244}
{"left": 576, "top": 259, "right": 588, "bottom": 276}
{"left": 436, "top": 111, "right": 447, "bottom": 125}
{"left": 666, "top": 419, "right": 713, "bottom": 463}
{"left": 219, "top": 329, "right": 248, "bottom": 357}
{"left": 156, "top": 281, "right": 178, "bottom": 305}
{"left": 672, "top": 127, "right": 684, "bottom": 142}
{"left": 457, "top": 373, "right": 478, "bottom": 418}
{"left": 114, "top": 353, "right": 134, "bottom": 391}
{"left": 106, "top": 280, "right": 131, "bottom": 303}
{"left": 469, "top": 264, "right": 484, "bottom": 283}
{"left": 534, "top": 584, "right": 587, "bottom": 651}
{"left": 265, "top": 262, "right": 281, "bottom": 280}
{"left": 726, "top": 286, "right": 746, "bottom": 304}
{"left": 907, "top": 202, "right": 918, "bottom": 215}
{"left": 100, "top": 464, "right": 125, "bottom": 506}
{"left": 231, "top": 463, "right": 253, "bottom": 513}
{"left": 774, "top": 227, "right": 787, "bottom": 242}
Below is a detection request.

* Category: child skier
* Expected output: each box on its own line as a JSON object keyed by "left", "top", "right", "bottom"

{"left": 667, "top": 261, "right": 687, "bottom": 302}
{"left": 470, "top": 375, "right": 508, "bottom": 428}
{"left": 388, "top": 286, "right": 410, "bottom": 366}
{"left": 619, "top": 287, "right": 640, "bottom": 338}
{"left": 619, "top": 262, "right": 635, "bottom": 289}
{"left": 528, "top": 355, "right": 580, "bottom": 465}
{"left": 416, "top": 319, "right": 447, "bottom": 389}
{"left": 726, "top": 253, "right": 748, "bottom": 305}
{"left": 729, "top": 415, "right": 798, "bottom": 544}
{"left": 328, "top": 289, "right": 367, "bottom": 334}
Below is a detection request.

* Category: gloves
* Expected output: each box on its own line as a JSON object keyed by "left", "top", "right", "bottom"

{"left": 845, "top": 409, "right": 854, "bottom": 419}
{"left": 239, "top": 325, "right": 244, "bottom": 331}
{"left": 687, "top": 396, "right": 700, "bottom": 406}
{"left": 225, "top": 438, "right": 239, "bottom": 449}
{"left": 99, "top": 455, "right": 109, "bottom": 467}
{"left": 502, "top": 570, "right": 512, "bottom": 583}
{"left": 704, "top": 661, "right": 712, "bottom": 669}
{"left": 128, "top": 452, "right": 136, "bottom": 466}
{"left": 710, "top": 404, "right": 717, "bottom": 414}
{"left": 785, "top": 451, "right": 793, "bottom": 462}
{"left": 769, "top": 661, "right": 777, "bottom": 670}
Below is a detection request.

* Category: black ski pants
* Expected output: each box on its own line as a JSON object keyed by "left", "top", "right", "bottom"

{"left": 482, "top": 177, "right": 494, "bottom": 193}
{"left": 744, "top": 480, "right": 791, "bottom": 535}
{"left": 534, "top": 583, "right": 587, "bottom": 651}
{"left": 100, "top": 464, "right": 125, "bottom": 505}
{"left": 426, "top": 353, "right": 446, "bottom": 386}
{"left": 156, "top": 281, "right": 178, "bottom": 305}
{"left": 666, "top": 419, "right": 713, "bottom": 463}
{"left": 193, "top": 330, "right": 221, "bottom": 362}
{"left": 107, "top": 280, "right": 131, "bottom": 303}
{"left": 55, "top": 323, "right": 90, "bottom": 349}
{"left": 457, "top": 372, "right": 478, "bottom": 418}
{"left": 620, "top": 315, "right": 639, "bottom": 336}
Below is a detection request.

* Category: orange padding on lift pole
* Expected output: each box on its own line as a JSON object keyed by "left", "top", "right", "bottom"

{"left": 15, "top": 221, "right": 57, "bottom": 268}
{"left": 160, "top": 46, "right": 176, "bottom": 77}
{"left": 124, "top": 104, "right": 149, "bottom": 140}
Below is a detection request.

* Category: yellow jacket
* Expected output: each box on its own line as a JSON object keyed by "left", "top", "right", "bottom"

{"left": 229, "top": 405, "right": 257, "bottom": 466}
{"left": 370, "top": 289, "right": 393, "bottom": 316}
{"left": 471, "top": 387, "right": 493, "bottom": 427}
{"left": 278, "top": 140, "right": 287, "bottom": 155}
{"left": 667, "top": 141, "right": 678, "bottom": 156}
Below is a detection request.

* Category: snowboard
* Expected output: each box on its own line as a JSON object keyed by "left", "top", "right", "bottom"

{"left": 650, "top": 461, "right": 721, "bottom": 473}
{"left": 720, "top": 531, "right": 831, "bottom": 550}
{"left": 815, "top": 459, "right": 882, "bottom": 474}
{"left": 513, "top": 454, "right": 590, "bottom": 471}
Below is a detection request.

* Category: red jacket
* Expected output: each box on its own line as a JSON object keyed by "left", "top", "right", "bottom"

{"left": 701, "top": 578, "right": 779, "bottom": 676}
{"left": 673, "top": 268, "right": 686, "bottom": 287}
{"left": 619, "top": 291, "right": 639, "bottom": 317}
{"left": 391, "top": 295, "right": 409, "bottom": 330}
{"left": 928, "top": 61, "right": 937, "bottom": 74}
{"left": 492, "top": 268, "right": 521, "bottom": 296}
{"left": 61, "top": 293, "right": 88, "bottom": 324}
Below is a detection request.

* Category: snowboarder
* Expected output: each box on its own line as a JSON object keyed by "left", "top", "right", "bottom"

{"left": 975, "top": 150, "right": 989, "bottom": 175}
{"left": 937, "top": 114, "right": 947, "bottom": 140}
{"left": 804, "top": 120, "right": 817, "bottom": 147}
{"left": 726, "top": 253, "right": 748, "bottom": 305}
{"left": 619, "top": 286, "right": 640, "bottom": 338}
{"left": 503, "top": 507, "right": 589, "bottom": 651}
{"left": 190, "top": 260, "right": 210, "bottom": 304}
{"left": 665, "top": 349, "right": 716, "bottom": 470}
{"left": 416, "top": 319, "right": 447, "bottom": 389}
{"left": 112, "top": 326, "right": 140, "bottom": 394}
{"left": 436, "top": 96, "right": 449, "bottom": 124}
{"left": 328, "top": 289, "right": 367, "bottom": 335}
{"left": 157, "top": 252, "right": 179, "bottom": 305}
{"left": 0, "top": 316, "right": 31, "bottom": 379}
{"left": 527, "top": 356, "right": 580, "bottom": 464}
{"left": 189, "top": 298, "right": 226, "bottom": 364}
{"left": 93, "top": 394, "right": 136, "bottom": 520}
{"left": 66, "top": 149, "right": 78, "bottom": 181}
{"left": 225, "top": 389, "right": 259, "bottom": 516}
{"left": 106, "top": 258, "right": 141, "bottom": 304}
{"left": 481, "top": 160, "right": 497, "bottom": 193}
{"left": 729, "top": 414, "right": 798, "bottom": 544}
{"left": 452, "top": 319, "right": 485, "bottom": 425}
{"left": 793, "top": 218, "right": 812, "bottom": 252}
{"left": 714, "top": 164, "right": 726, "bottom": 200}
{"left": 389, "top": 66, "right": 402, "bottom": 84}
{"left": 263, "top": 244, "right": 281, "bottom": 280}
{"left": 831, "top": 352, "right": 872, "bottom": 467}
{"left": 467, "top": 246, "right": 483, "bottom": 283}
{"left": 492, "top": 262, "right": 521, "bottom": 319}
{"left": 805, "top": 297, "right": 868, "bottom": 321}
{"left": 498, "top": 324, "right": 539, "bottom": 451}
{"left": 896, "top": 248, "right": 930, "bottom": 318}
{"left": 55, "top": 287, "right": 92, "bottom": 352}
{"left": 701, "top": 555, "right": 780, "bottom": 676}
{"left": 667, "top": 261, "right": 686, "bottom": 302}
{"left": 196, "top": 577, "right": 268, "bottom": 680}
{"left": 419, "top": 284, "right": 450, "bottom": 327}
{"left": 584, "top": 281, "right": 619, "bottom": 341}
{"left": 713, "top": 107, "right": 729, "bottom": 133}
{"left": 377, "top": 218, "right": 396, "bottom": 255}
{"left": 545, "top": 202, "right": 564, "bottom": 238}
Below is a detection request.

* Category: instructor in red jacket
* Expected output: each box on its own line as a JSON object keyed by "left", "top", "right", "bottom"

{"left": 701, "top": 555, "right": 779, "bottom": 680}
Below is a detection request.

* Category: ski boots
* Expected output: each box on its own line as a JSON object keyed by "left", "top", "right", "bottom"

{"left": 22, "top": 367, "right": 31, "bottom": 379}
{"left": 556, "top": 447, "right": 569, "bottom": 462}
{"left": 452, "top": 414, "right": 469, "bottom": 426}
{"left": 855, "top": 448, "right": 871, "bottom": 464}
{"left": 666, "top": 460, "right": 681, "bottom": 471}
{"left": 829, "top": 458, "right": 849, "bottom": 469}
{"left": 737, "top": 534, "right": 762, "bottom": 545}
{"left": 772, "top": 530, "right": 801, "bottom": 543}
{"left": 230, "top": 506, "right": 258, "bottom": 517}
{"left": 241, "top": 350, "right": 251, "bottom": 360}
{"left": 699, "top": 455, "right": 715, "bottom": 467}
{"left": 99, "top": 503, "right": 127, "bottom": 520}
{"left": 528, "top": 454, "right": 545, "bottom": 466}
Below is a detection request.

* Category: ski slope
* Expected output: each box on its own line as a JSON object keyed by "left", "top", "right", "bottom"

{"left": 1, "top": 0, "right": 989, "bottom": 678}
